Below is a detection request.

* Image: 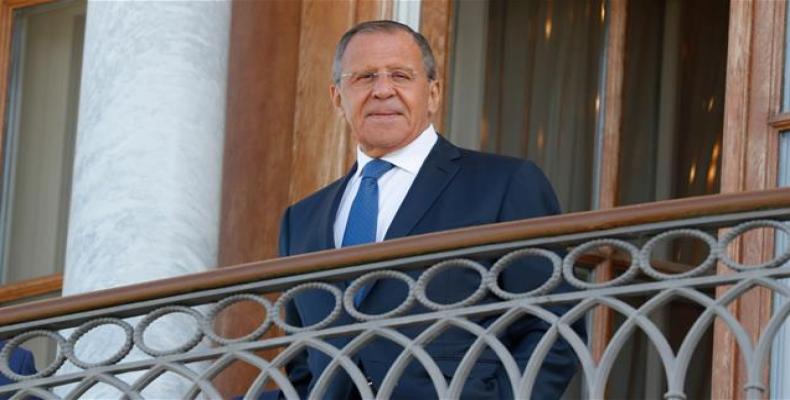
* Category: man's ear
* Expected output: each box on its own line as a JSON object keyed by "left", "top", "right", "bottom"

{"left": 330, "top": 84, "right": 344, "bottom": 116}
{"left": 427, "top": 79, "right": 441, "bottom": 116}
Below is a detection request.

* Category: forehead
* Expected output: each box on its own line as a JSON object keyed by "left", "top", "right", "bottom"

{"left": 341, "top": 30, "right": 423, "bottom": 71}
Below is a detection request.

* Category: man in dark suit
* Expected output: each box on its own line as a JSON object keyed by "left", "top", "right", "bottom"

{"left": 0, "top": 340, "right": 37, "bottom": 400}
{"left": 278, "top": 20, "right": 583, "bottom": 399}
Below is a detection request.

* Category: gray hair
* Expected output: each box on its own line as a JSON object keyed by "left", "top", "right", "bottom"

{"left": 332, "top": 20, "right": 437, "bottom": 84}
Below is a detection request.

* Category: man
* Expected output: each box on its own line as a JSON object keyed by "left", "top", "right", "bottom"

{"left": 0, "top": 340, "right": 37, "bottom": 400}
{"left": 279, "top": 20, "right": 583, "bottom": 399}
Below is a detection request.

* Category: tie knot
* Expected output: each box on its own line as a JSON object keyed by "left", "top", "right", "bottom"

{"left": 361, "top": 159, "right": 394, "bottom": 180}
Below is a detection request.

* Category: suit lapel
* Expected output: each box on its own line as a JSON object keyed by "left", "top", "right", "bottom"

{"left": 319, "top": 164, "right": 357, "bottom": 251}
{"left": 385, "top": 135, "right": 461, "bottom": 240}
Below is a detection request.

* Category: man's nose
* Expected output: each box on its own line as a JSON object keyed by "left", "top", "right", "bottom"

{"left": 371, "top": 74, "right": 396, "bottom": 98}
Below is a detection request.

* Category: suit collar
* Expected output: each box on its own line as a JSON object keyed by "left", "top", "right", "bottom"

{"left": 379, "top": 125, "right": 438, "bottom": 175}
{"left": 384, "top": 135, "right": 462, "bottom": 239}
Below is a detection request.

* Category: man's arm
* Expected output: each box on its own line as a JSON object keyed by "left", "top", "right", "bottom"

{"left": 277, "top": 207, "right": 312, "bottom": 399}
{"left": 0, "top": 345, "right": 37, "bottom": 400}
{"left": 498, "top": 161, "right": 586, "bottom": 399}
{"left": 18, "top": 349, "right": 36, "bottom": 376}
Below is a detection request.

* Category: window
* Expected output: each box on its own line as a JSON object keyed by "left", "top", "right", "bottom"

{"left": 770, "top": 2, "right": 790, "bottom": 396}
{"left": 447, "top": 0, "right": 728, "bottom": 213}
{"left": 617, "top": 0, "right": 728, "bottom": 206}
{"left": 445, "top": 0, "right": 731, "bottom": 397}
{"left": 772, "top": 130, "right": 790, "bottom": 397}
{"left": 0, "top": 0, "right": 86, "bottom": 285}
{"left": 447, "top": 0, "right": 606, "bottom": 213}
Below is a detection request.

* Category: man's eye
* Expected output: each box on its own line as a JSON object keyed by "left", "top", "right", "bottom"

{"left": 390, "top": 71, "right": 412, "bottom": 82}
{"left": 354, "top": 73, "right": 376, "bottom": 83}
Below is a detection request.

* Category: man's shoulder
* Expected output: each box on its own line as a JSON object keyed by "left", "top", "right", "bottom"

{"left": 447, "top": 141, "right": 543, "bottom": 178}
{"left": 459, "top": 146, "right": 532, "bottom": 166}
{"left": 286, "top": 174, "right": 348, "bottom": 216}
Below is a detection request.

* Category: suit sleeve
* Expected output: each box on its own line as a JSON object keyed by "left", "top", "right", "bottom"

{"left": 277, "top": 207, "right": 312, "bottom": 399}
{"left": 498, "top": 161, "right": 586, "bottom": 400}
{"left": 0, "top": 346, "right": 37, "bottom": 400}
{"left": 19, "top": 349, "right": 36, "bottom": 376}
{"left": 278, "top": 207, "right": 291, "bottom": 258}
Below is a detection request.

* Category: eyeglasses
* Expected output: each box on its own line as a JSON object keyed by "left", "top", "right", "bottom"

{"left": 340, "top": 69, "right": 419, "bottom": 89}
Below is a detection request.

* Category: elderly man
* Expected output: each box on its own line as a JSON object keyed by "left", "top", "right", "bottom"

{"left": 278, "top": 20, "right": 583, "bottom": 399}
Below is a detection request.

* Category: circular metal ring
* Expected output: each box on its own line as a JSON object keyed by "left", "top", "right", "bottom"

{"left": 133, "top": 306, "right": 205, "bottom": 357}
{"left": 562, "top": 239, "right": 641, "bottom": 289}
{"left": 639, "top": 229, "right": 719, "bottom": 280}
{"left": 202, "top": 294, "right": 273, "bottom": 345}
{"left": 343, "top": 270, "right": 416, "bottom": 321}
{"left": 0, "top": 330, "right": 66, "bottom": 381}
{"left": 272, "top": 282, "right": 342, "bottom": 333}
{"left": 488, "top": 248, "right": 563, "bottom": 299}
{"left": 415, "top": 259, "right": 489, "bottom": 311}
{"left": 719, "top": 220, "right": 790, "bottom": 271}
{"left": 65, "top": 318, "right": 134, "bottom": 369}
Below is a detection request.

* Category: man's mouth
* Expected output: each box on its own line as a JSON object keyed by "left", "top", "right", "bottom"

{"left": 366, "top": 110, "right": 402, "bottom": 118}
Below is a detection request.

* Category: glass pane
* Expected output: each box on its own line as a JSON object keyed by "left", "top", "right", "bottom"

{"left": 617, "top": 0, "right": 728, "bottom": 206}
{"left": 445, "top": 0, "right": 488, "bottom": 151}
{"left": 771, "top": 131, "right": 790, "bottom": 397}
{"left": 0, "top": 0, "right": 86, "bottom": 284}
{"left": 447, "top": 0, "right": 606, "bottom": 213}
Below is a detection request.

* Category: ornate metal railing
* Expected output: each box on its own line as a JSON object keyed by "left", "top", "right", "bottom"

{"left": 0, "top": 189, "right": 789, "bottom": 399}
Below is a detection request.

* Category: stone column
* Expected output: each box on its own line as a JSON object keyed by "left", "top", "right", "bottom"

{"left": 62, "top": 1, "right": 230, "bottom": 397}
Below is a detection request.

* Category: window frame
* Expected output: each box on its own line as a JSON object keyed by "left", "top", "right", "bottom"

{"left": 0, "top": 0, "right": 81, "bottom": 295}
{"left": 711, "top": 0, "right": 788, "bottom": 397}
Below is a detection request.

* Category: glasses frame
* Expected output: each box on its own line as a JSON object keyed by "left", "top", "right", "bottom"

{"left": 339, "top": 68, "right": 421, "bottom": 90}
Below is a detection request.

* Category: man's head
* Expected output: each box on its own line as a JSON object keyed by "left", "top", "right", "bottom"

{"left": 330, "top": 20, "right": 440, "bottom": 158}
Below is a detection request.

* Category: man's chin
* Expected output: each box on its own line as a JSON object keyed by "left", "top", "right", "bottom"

{"left": 358, "top": 120, "right": 409, "bottom": 138}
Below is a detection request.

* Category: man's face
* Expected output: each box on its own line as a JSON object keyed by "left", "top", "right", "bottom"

{"left": 330, "top": 30, "right": 440, "bottom": 158}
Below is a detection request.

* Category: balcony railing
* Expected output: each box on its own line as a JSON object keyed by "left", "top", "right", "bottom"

{"left": 0, "top": 189, "right": 788, "bottom": 399}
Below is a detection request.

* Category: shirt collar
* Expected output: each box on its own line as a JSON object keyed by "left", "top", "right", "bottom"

{"left": 355, "top": 124, "right": 438, "bottom": 176}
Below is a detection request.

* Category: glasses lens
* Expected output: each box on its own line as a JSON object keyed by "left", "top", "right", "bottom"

{"left": 344, "top": 69, "right": 417, "bottom": 89}
{"left": 389, "top": 70, "right": 414, "bottom": 85}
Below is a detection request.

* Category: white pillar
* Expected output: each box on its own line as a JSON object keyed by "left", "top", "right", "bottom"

{"left": 62, "top": 1, "right": 230, "bottom": 397}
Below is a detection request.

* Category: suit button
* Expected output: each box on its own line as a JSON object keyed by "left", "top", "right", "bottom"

{"left": 366, "top": 376, "right": 376, "bottom": 391}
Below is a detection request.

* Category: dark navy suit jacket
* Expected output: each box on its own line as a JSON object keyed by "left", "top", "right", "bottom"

{"left": 278, "top": 136, "right": 584, "bottom": 399}
{"left": 0, "top": 340, "right": 37, "bottom": 400}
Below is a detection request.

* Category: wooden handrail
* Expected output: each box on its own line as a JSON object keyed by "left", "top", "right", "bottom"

{"left": 0, "top": 188, "right": 788, "bottom": 327}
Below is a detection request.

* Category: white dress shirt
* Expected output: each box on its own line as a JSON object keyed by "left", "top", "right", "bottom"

{"left": 334, "top": 125, "right": 438, "bottom": 248}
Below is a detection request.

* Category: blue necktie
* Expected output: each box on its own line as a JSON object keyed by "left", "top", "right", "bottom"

{"left": 342, "top": 159, "right": 394, "bottom": 306}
